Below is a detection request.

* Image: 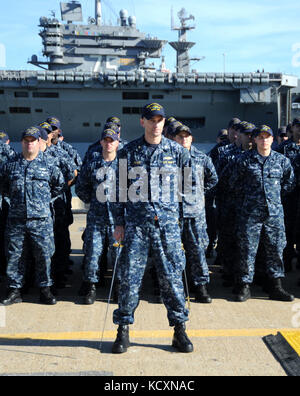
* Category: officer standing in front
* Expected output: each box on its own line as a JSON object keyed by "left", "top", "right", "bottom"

{"left": 231, "top": 125, "right": 295, "bottom": 302}
{"left": 112, "top": 103, "right": 193, "bottom": 354}
{"left": 0, "top": 127, "right": 65, "bottom": 305}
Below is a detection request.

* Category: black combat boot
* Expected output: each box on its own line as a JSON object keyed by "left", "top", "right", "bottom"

{"left": 268, "top": 278, "right": 294, "bottom": 302}
{"left": 2, "top": 288, "right": 22, "bottom": 306}
{"left": 172, "top": 323, "right": 194, "bottom": 353}
{"left": 195, "top": 284, "right": 212, "bottom": 304}
{"left": 235, "top": 283, "right": 251, "bottom": 302}
{"left": 40, "top": 287, "right": 57, "bottom": 305}
{"left": 84, "top": 283, "right": 97, "bottom": 305}
{"left": 112, "top": 325, "right": 130, "bottom": 354}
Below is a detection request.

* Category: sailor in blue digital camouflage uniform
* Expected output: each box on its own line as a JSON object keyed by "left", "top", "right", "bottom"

{"left": 217, "top": 121, "right": 255, "bottom": 286}
{"left": 46, "top": 116, "right": 81, "bottom": 280}
{"left": 207, "top": 128, "right": 229, "bottom": 167}
{"left": 275, "top": 123, "right": 293, "bottom": 154}
{"left": 150, "top": 115, "right": 183, "bottom": 298}
{"left": 46, "top": 117, "right": 82, "bottom": 191}
{"left": 215, "top": 118, "right": 242, "bottom": 174}
{"left": 83, "top": 117, "right": 128, "bottom": 166}
{"left": 293, "top": 150, "right": 300, "bottom": 288}
{"left": 47, "top": 116, "right": 82, "bottom": 172}
{"left": 39, "top": 123, "right": 77, "bottom": 288}
{"left": 80, "top": 121, "right": 124, "bottom": 288}
{"left": 230, "top": 125, "right": 295, "bottom": 302}
{"left": 205, "top": 128, "right": 229, "bottom": 259}
{"left": 0, "top": 131, "right": 16, "bottom": 203}
{"left": 0, "top": 126, "right": 65, "bottom": 306}
{"left": 112, "top": 103, "right": 193, "bottom": 354}
{"left": 211, "top": 118, "right": 241, "bottom": 267}
{"left": 0, "top": 131, "right": 16, "bottom": 278}
{"left": 275, "top": 126, "right": 288, "bottom": 150}
{"left": 80, "top": 119, "right": 127, "bottom": 286}
{"left": 173, "top": 124, "right": 218, "bottom": 303}
{"left": 103, "top": 116, "right": 128, "bottom": 149}
{"left": 83, "top": 121, "right": 121, "bottom": 166}
{"left": 279, "top": 118, "right": 300, "bottom": 271}
{"left": 76, "top": 124, "right": 120, "bottom": 305}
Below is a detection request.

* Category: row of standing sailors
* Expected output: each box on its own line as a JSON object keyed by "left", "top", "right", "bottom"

{"left": 0, "top": 116, "right": 126, "bottom": 305}
{"left": 0, "top": 115, "right": 299, "bottom": 307}
{"left": 0, "top": 118, "right": 81, "bottom": 304}
{"left": 205, "top": 117, "right": 300, "bottom": 302}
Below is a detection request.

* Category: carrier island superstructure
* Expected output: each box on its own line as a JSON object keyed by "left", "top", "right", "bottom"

{"left": 0, "top": 0, "right": 298, "bottom": 142}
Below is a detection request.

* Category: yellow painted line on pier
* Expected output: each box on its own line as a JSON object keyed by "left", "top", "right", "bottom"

{"left": 0, "top": 328, "right": 298, "bottom": 341}
{"left": 281, "top": 331, "right": 300, "bottom": 356}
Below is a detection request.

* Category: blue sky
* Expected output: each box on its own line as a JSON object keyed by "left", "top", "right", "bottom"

{"left": 0, "top": 0, "right": 300, "bottom": 76}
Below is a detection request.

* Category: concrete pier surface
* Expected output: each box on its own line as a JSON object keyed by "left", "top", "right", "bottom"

{"left": 0, "top": 214, "right": 299, "bottom": 376}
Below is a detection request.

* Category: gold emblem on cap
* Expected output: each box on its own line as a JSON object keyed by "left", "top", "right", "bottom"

{"left": 26, "top": 127, "right": 39, "bottom": 135}
{"left": 147, "top": 103, "right": 163, "bottom": 111}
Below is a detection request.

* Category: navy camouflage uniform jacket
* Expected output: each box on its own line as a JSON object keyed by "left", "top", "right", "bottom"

{"left": 230, "top": 149, "right": 295, "bottom": 219}
{"left": 282, "top": 141, "right": 300, "bottom": 167}
{"left": 75, "top": 154, "right": 119, "bottom": 225}
{"left": 45, "top": 146, "right": 75, "bottom": 184}
{"left": 0, "top": 143, "right": 16, "bottom": 209}
{"left": 182, "top": 145, "right": 218, "bottom": 219}
{"left": 56, "top": 140, "right": 82, "bottom": 172}
{"left": 215, "top": 143, "right": 241, "bottom": 174}
{"left": 114, "top": 135, "right": 190, "bottom": 227}
{"left": 0, "top": 151, "right": 65, "bottom": 219}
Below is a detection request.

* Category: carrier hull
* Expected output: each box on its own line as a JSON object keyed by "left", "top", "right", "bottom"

{"left": 0, "top": 71, "right": 296, "bottom": 142}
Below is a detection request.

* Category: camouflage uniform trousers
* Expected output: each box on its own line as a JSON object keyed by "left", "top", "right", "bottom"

{"left": 5, "top": 216, "right": 55, "bottom": 288}
{"left": 236, "top": 211, "right": 286, "bottom": 284}
{"left": 83, "top": 214, "right": 119, "bottom": 283}
{"left": 180, "top": 218, "right": 210, "bottom": 286}
{"left": 113, "top": 221, "right": 189, "bottom": 327}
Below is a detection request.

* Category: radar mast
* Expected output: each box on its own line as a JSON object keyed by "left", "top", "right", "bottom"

{"left": 169, "top": 8, "right": 199, "bottom": 73}
{"left": 95, "top": 0, "right": 102, "bottom": 26}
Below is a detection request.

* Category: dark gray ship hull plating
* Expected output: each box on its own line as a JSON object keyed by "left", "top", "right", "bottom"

{"left": 0, "top": 70, "right": 297, "bottom": 143}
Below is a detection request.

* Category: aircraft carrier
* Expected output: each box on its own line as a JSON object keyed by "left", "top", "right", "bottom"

{"left": 0, "top": 0, "right": 298, "bottom": 143}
